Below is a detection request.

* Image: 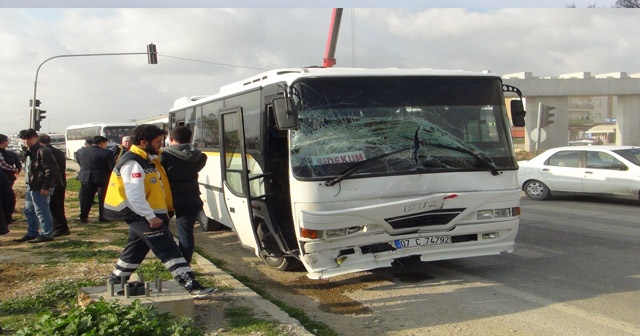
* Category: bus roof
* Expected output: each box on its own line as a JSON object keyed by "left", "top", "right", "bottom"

{"left": 133, "top": 114, "right": 169, "bottom": 125}
{"left": 171, "top": 67, "right": 499, "bottom": 110}
{"left": 65, "top": 122, "right": 136, "bottom": 130}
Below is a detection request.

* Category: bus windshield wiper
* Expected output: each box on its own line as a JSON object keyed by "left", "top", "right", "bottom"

{"left": 324, "top": 146, "right": 412, "bottom": 186}
{"left": 422, "top": 142, "right": 501, "bottom": 176}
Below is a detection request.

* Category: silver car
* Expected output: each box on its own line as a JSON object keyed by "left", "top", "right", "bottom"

{"left": 518, "top": 145, "right": 640, "bottom": 200}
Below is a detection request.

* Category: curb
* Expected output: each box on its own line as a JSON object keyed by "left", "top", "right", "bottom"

{"left": 191, "top": 253, "right": 314, "bottom": 336}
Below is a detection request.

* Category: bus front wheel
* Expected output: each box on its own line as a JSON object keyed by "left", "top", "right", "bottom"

{"left": 257, "top": 222, "right": 301, "bottom": 271}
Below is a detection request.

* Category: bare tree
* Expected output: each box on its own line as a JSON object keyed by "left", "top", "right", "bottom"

{"left": 615, "top": 0, "right": 640, "bottom": 7}
{"left": 566, "top": 2, "right": 599, "bottom": 7}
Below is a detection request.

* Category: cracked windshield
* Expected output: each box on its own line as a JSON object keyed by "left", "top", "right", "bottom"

{"left": 290, "top": 76, "right": 517, "bottom": 179}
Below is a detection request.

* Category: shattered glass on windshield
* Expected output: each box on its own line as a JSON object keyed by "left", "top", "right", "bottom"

{"left": 289, "top": 76, "right": 516, "bottom": 180}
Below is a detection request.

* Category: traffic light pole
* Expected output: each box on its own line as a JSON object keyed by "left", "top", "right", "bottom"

{"left": 30, "top": 44, "right": 157, "bottom": 129}
{"left": 536, "top": 102, "right": 542, "bottom": 155}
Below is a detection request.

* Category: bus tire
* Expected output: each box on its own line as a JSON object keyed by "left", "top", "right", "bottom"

{"left": 257, "top": 222, "right": 302, "bottom": 271}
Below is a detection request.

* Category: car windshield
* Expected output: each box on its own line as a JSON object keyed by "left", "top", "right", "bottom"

{"left": 289, "top": 76, "right": 517, "bottom": 180}
{"left": 613, "top": 148, "right": 640, "bottom": 166}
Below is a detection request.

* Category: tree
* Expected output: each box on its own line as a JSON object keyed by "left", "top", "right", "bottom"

{"left": 615, "top": 0, "right": 640, "bottom": 7}
{"left": 566, "top": 2, "right": 599, "bottom": 7}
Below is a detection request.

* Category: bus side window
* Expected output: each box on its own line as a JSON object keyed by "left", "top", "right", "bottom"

{"left": 202, "top": 102, "right": 222, "bottom": 149}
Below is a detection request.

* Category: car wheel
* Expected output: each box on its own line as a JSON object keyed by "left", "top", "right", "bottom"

{"left": 523, "top": 180, "right": 551, "bottom": 200}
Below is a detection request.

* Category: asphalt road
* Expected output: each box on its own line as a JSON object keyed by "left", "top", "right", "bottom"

{"left": 194, "top": 195, "right": 640, "bottom": 336}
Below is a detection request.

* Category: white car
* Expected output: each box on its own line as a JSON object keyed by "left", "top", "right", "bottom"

{"left": 518, "top": 145, "right": 640, "bottom": 201}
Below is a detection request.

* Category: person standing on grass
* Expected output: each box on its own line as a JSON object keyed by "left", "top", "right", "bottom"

{"left": 103, "top": 124, "right": 216, "bottom": 297}
{"left": 160, "top": 126, "right": 207, "bottom": 263}
{"left": 76, "top": 135, "right": 115, "bottom": 223}
{"left": 0, "top": 171, "right": 10, "bottom": 235}
{"left": 0, "top": 134, "right": 21, "bottom": 224}
{"left": 13, "top": 128, "right": 63, "bottom": 243}
{"left": 39, "top": 134, "right": 70, "bottom": 237}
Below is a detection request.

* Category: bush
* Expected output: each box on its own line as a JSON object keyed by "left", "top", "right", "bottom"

{"left": 15, "top": 299, "right": 202, "bottom": 336}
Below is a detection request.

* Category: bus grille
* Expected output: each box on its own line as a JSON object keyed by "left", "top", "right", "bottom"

{"left": 384, "top": 208, "right": 466, "bottom": 230}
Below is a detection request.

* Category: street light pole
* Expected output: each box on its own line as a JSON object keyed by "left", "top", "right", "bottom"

{"left": 30, "top": 44, "right": 158, "bottom": 129}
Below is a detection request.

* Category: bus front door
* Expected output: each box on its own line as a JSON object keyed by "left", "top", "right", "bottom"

{"left": 220, "top": 108, "right": 259, "bottom": 251}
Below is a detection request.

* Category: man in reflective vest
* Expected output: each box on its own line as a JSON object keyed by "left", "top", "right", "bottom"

{"left": 104, "top": 124, "right": 216, "bottom": 297}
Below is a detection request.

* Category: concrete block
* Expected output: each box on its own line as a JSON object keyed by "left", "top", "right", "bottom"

{"left": 78, "top": 280, "right": 195, "bottom": 318}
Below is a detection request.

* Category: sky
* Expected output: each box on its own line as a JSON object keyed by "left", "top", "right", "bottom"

{"left": 0, "top": 2, "right": 637, "bottom": 135}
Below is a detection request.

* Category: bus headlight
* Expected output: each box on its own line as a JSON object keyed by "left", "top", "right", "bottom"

{"left": 476, "top": 207, "right": 519, "bottom": 220}
{"left": 300, "top": 226, "right": 365, "bottom": 239}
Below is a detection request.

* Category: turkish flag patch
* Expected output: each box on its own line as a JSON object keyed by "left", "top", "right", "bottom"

{"left": 131, "top": 172, "right": 142, "bottom": 178}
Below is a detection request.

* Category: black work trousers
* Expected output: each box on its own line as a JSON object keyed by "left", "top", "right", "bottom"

{"left": 0, "top": 173, "right": 15, "bottom": 223}
{"left": 110, "top": 215, "right": 195, "bottom": 285}
{"left": 50, "top": 185, "right": 68, "bottom": 230}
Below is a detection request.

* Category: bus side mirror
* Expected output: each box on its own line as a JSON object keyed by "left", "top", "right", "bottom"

{"left": 510, "top": 100, "right": 526, "bottom": 127}
{"left": 273, "top": 97, "right": 299, "bottom": 130}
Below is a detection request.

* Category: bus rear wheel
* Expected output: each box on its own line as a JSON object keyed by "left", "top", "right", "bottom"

{"left": 197, "top": 211, "right": 223, "bottom": 231}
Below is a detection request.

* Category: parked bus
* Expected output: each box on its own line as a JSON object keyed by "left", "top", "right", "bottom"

{"left": 134, "top": 114, "right": 170, "bottom": 145}
{"left": 169, "top": 67, "right": 527, "bottom": 279}
{"left": 47, "top": 133, "right": 66, "bottom": 152}
{"left": 65, "top": 122, "right": 136, "bottom": 160}
{"left": 134, "top": 114, "right": 169, "bottom": 132}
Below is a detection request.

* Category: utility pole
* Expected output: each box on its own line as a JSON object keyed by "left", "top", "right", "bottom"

{"left": 30, "top": 43, "right": 158, "bottom": 129}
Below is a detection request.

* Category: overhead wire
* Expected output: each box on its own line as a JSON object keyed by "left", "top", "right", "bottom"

{"left": 158, "top": 54, "right": 267, "bottom": 71}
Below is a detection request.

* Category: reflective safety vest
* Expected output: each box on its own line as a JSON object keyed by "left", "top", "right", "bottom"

{"left": 104, "top": 146, "right": 173, "bottom": 222}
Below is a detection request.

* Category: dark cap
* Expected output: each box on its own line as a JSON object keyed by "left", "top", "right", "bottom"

{"left": 92, "top": 135, "right": 109, "bottom": 145}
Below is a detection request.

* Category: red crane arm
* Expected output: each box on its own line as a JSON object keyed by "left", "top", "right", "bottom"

{"left": 322, "top": 8, "right": 343, "bottom": 68}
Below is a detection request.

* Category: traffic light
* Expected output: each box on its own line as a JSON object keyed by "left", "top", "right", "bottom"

{"left": 34, "top": 108, "right": 46, "bottom": 131}
{"left": 540, "top": 104, "right": 556, "bottom": 127}
{"left": 147, "top": 43, "right": 158, "bottom": 64}
{"left": 36, "top": 108, "right": 47, "bottom": 121}
{"left": 542, "top": 105, "right": 555, "bottom": 127}
{"left": 30, "top": 99, "right": 41, "bottom": 107}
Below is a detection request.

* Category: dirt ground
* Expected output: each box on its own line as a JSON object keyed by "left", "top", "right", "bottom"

{"left": 0, "top": 171, "right": 298, "bottom": 335}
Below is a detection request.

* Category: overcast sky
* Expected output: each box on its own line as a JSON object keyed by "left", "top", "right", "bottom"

{"left": 0, "top": 3, "right": 636, "bottom": 135}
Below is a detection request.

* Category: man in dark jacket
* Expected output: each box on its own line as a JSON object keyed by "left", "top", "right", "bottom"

{"left": 0, "top": 134, "right": 21, "bottom": 224}
{"left": 39, "top": 134, "right": 70, "bottom": 236}
{"left": 160, "top": 126, "right": 207, "bottom": 263}
{"left": 13, "top": 129, "right": 63, "bottom": 243}
{"left": 111, "top": 135, "right": 131, "bottom": 162}
{"left": 76, "top": 135, "right": 115, "bottom": 223}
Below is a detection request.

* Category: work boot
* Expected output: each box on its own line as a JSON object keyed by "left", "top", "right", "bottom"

{"left": 185, "top": 279, "right": 218, "bottom": 297}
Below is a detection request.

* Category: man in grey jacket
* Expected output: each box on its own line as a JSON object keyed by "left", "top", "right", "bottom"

{"left": 160, "top": 126, "right": 207, "bottom": 263}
